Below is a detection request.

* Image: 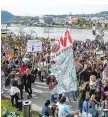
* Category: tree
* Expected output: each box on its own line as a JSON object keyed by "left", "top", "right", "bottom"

{"left": 51, "top": 22, "right": 56, "bottom": 25}
{"left": 8, "top": 36, "right": 26, "bottom": 49}
{"left": 77, "top": 18, "right": 86, "bottom": 27}
{"left": 7, "top": 26, "right": 27, "bottom": 49}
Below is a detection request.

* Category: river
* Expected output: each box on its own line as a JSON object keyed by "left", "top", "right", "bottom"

{"left": 8, "top": 26, "right": 108, "bottom": 42}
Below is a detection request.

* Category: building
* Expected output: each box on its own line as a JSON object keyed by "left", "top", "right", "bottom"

{"left": 44, "top": 16, "right": 53, "bottom": 24}
{"left": 68, "top": 17, "right": 78, "bottom": 24}
{"left": 38, "top": 16, "right": 44, "bottom": 24}
{"left": 91, "top": 17, "right": 108, "bottom": 24}
{"left": 53, "top": 17, "right": 67, "bottom": 25}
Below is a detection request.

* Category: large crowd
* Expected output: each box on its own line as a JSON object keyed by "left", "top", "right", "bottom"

{"left": 1, "top": 32, "right": 108, "bottom": 117}
{"left": 41, "top": 39, "right": 108, "bottom": 117}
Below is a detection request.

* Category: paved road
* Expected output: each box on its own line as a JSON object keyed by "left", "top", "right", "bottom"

{"left": 1, "top": 79, "right": 78, "bottom": 112}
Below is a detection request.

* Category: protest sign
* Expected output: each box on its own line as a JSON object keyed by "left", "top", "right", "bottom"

{"left": 27, "top": 40, "right": 42, "bottom": 52}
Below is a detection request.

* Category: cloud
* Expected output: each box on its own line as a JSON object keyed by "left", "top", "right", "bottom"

{"left": 1, "top": 0, "right": 108, "bottom": 5}
{"left": 1, "top": 0, "right": 108, "bottom": 16}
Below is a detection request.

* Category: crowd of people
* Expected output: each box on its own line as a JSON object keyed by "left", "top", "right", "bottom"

{"left": 1, "top": 35, "right": 55, "bottom": 111}
{"left": 1, "top": 32, "right": 108, "bottom": 117}
{"left": 39, "top": 37, "right": 108, "bottom": 117}
{"left": 41, "top": 97, "right": 79, "bottom": 117}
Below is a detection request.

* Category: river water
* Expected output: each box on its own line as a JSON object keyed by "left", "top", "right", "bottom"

{"left": 8, "top": 26, "right": 108, "bottom": 42}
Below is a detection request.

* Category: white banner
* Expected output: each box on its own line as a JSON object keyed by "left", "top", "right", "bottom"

{"left": 50, "top": 30, "right": 77, "bottom": 94}
{"left": 27, "top": 40, "right": 42, "bottom": 52}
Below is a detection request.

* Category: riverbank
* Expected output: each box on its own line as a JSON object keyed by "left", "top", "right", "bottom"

{"left": 33, "top": 25, "right": 108, "bottom": 30}
{"left": 36, "top": 25, "right": 93, "bottom": 29}
{"left": 3, "top": 25, "right": 108, "bottom": 42}
{"left": 7, "top": 23, "right": 108, "bottom": 30}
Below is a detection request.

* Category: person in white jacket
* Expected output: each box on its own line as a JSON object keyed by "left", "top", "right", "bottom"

{"left": 10, "top": 82, "right": 20, "bottom": 108}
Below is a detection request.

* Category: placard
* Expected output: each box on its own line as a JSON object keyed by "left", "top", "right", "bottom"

{"left": 27, "top": 40, "right": 42, "bottom": 52}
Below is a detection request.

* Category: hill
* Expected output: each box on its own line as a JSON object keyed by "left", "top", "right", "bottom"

{"left": 1, "top": 10, "right": 108, "bottom": 23}
{"left": 46, "top": 11, "right": 108, "bottom": 17}
{"left": 99, "top": 11, "right": 108, "bottom": 14}
{"left": 70, "top": 11, "right": 108, "bottom": 17}
{"left": 1, "top": 10, "right": 15, "bottom": 23}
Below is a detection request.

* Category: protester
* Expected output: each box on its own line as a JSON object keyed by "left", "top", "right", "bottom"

{"left": 101, "top": 96, "right": 108, "bottom": 117}
{"left": 89, "top": 75, "right": 97, "bottom": 96}
{"left": 95, "top": 87, "right": 101, "bottom": 103}
{"left": 56, "top": 96, "right": 79, "bottom": 117}
{"left": 41, "top": 68, "right": 45, "bottom": 82}
{"left": 89, "top": 94, "right": 100, "bottom": 109}
{"left": 82, "top": 98, "right": 90, "bottom": 117}
{"left": 38, "top": 67, "right": 42, "bottom": 82}
{"left": 51, "top": 105, "right": 59, "bottom": 117}
{"left": 101, "top": 81, "right": 108, "bottom": 100}
{"left": 1, "top": 31, "right": 108, "bottom": 116}
{"left": 26, "top": 68, "right": 32, "bottom": 99}
{"left": 18, "top": 73, "right": 24, "bottom": 100}
{"left": 10, "top": 80, "right": 20, "bottom": 109}
{"left": 41, "top": 100, "right": 51, "bottom": 116}
{"left": 78, "top": 82, "right": 87, "bottom": 113}
{"left": 34, "top": 67, "right": 38, "bottom": 78}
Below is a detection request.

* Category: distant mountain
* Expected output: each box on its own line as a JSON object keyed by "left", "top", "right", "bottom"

{"left": 1, "top": 10, "right": 108, "bottom": 23}
{"left": 99, "top": 11, "right": 108, "bottom": 14}
{"left": 70, "top": 11, "right": 108, "bottom": 17}
{"left": 95, "top": 11, "right": 108, "bottom": 17}
{"left": 47, "top": 11, "right": 108, "bottom": 17}
{"left": 1, "top": 10, "right": 15, "bottom": 23}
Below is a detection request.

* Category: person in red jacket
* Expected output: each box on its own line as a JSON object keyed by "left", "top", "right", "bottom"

{"left": 19, "top": 62, "right": 28, "bottom": 92}
{"left": 19, "top": 62, "right": 28, "bottom": 73}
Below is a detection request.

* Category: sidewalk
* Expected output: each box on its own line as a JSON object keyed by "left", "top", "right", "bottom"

{"left": 1, "top": 80, "right": 78, "bottom": 112}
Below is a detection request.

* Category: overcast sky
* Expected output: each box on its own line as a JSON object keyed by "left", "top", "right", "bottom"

{"left": 1, "top": 0, "right": 108, "bottom": 16}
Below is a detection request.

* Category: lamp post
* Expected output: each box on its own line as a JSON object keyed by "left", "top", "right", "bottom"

{"left": 47, "top": 25, "right": 50, "bottom": 73}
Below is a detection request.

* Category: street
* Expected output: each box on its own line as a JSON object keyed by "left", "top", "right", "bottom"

{"left": 1, "top": 78, "right": 78, "bottom": 112}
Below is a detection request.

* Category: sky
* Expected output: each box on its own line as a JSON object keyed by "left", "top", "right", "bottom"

{"left": 1, "top": 0, "right": 108, "bottom": 16}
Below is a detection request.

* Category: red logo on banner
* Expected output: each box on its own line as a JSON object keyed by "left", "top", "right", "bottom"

{"left": 60, "top": 30, "right": 72, "bottom": 47}
{"left": 51, "top": 40, "right": 60, "bottom": 53}
{"left": 51, "top": 30, "right": 72, "bottom": 53}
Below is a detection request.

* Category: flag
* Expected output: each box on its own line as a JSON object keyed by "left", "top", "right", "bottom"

{"left": 50, "top": 30, "right": 77, "bottom": 94}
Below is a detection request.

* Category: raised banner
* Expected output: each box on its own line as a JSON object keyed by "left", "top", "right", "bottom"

{"left": 27, "top": 40, "right": 42, "bottom": 52}
{"left": 50, "top": 30, "right": 77, "bottom": 94}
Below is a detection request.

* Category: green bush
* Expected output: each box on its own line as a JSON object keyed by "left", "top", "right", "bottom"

{"left": 1, "top": 96, "right": 39, "bottom": 117}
